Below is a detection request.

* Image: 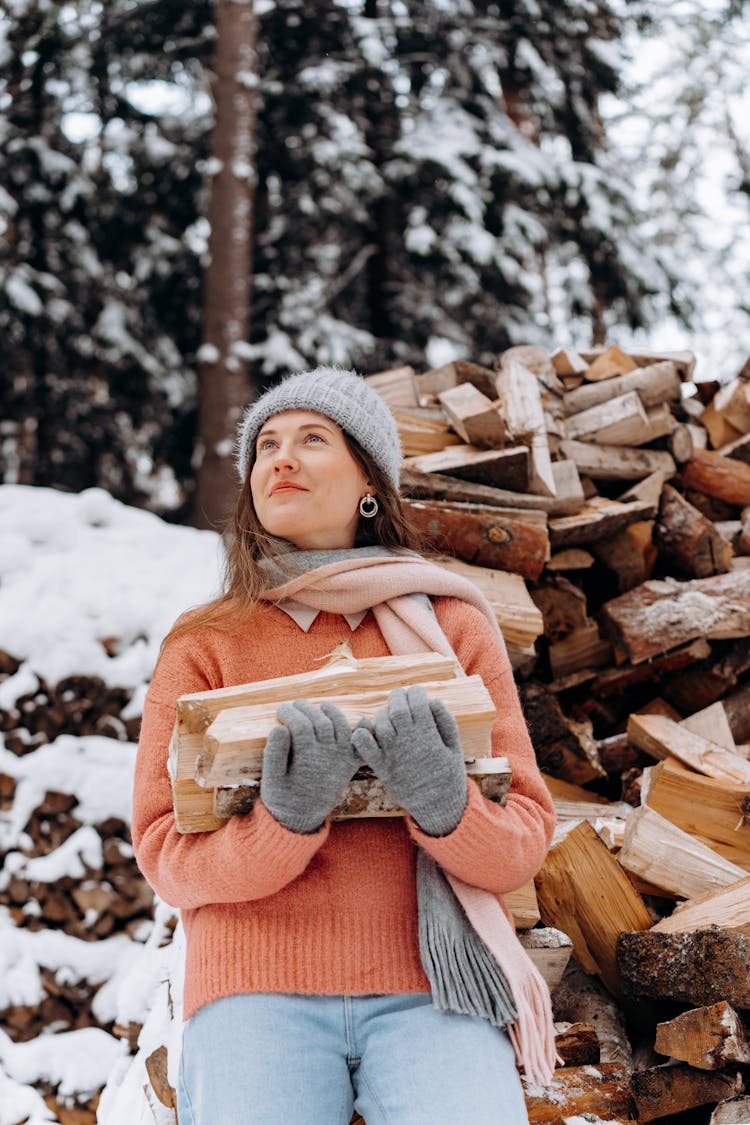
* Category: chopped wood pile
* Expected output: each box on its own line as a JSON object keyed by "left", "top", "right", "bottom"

{"left": 3, "top": 340, "right": 750, "bottom": 1122}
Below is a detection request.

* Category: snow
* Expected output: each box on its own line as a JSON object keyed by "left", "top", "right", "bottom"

{"left": 0, "top": 485, "right": 213, "bottom": 1121}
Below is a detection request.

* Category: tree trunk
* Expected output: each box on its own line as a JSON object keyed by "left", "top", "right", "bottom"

{"left": 192, "top": 0, "right": 258, "bottom": 529}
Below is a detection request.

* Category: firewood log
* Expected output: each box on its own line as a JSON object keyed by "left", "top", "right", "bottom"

{"left": 534, "top": 820, "right": 652, "bottom": 998}
{"left": 618, "top": 926, "right": 750, "bottom": 1009}
{"left": 523, "top": 1063, "right": 634, "bottom": 1123}
{"left": 682, "top": 449, "right": 750, "bottom": 507}
{"left": 654, "top": 1001, "right": 750, "bottom": 1069}
{"left": 562, "top": 361, "right": 681, "bottom": 417}
{"left": 558, "top": 440, "right": 676, "bottom": 482}
{"left": 600, "top": 570, "right": 750, "bottom": 665}
{"left": 626, "top": 712, "right": 750, "bottom": 784}
{"left": 711, "top": 1095, "right": 750, "bottom": 1123}
{"left": 402, "top": 443, "right": 530, "bottom": 491}
{"left": 363, "top": 365, "right": 418, "bottom": 406}
{"left": 581, "top": 343, "right": 639, "bottom": 382}
{"left": 654, "top": 484, "right": 734, "bottom": 577}
{"left": 401, "top": 498, "right": 549, "bottom": 580}
{"left": 548, "top": 497, "right": 655, "bottom": 550}
{"left": 641, "top": 758, "right": 750, "bottom": 865}
{"left": 437, "top": 382, "right": 507, "bottom": 447}
{"left": 631, "top": 1064, "right": 743, "bottom": 1123}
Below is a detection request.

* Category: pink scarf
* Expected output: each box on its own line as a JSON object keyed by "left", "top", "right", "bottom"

{"left": 261, "top": 551, "right": 557, "bottom": 1085}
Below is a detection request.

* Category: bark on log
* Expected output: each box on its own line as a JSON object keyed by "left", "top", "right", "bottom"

{"left": 559, "top": 440, "right": 676, "bottom": 482}
{"left": 401, "top": 498, "right": 549, "bottom": 580}
{"left": 654, "top": 484, "right": 734, "bottom": 577}
{"left": 631, "top": 1064, "right": 743, "bottom": 1123}
{"left": 523, "top": 1064, "right": 634, "bottom": 1124}
{"left": 617, "top": 927, "right": 750, "bottom": 1008}
{"left": 600, "top": 570, "right": 750, "bottom": 665}
{"left": 562, "top": 361, "right": 681, "bottom": 417}
{"left": 682, "top": 449, "right": 750, "bottom": 507}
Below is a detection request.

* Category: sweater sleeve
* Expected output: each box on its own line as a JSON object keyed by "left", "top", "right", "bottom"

{"left": 407, "top": 599, "right": 555, "bottom": 895}
{"left": 131, "top": 633, "right": 329, "bottom": 910}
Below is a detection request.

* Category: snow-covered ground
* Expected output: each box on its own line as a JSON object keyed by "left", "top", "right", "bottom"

{"left": 0, "top": 484, "right": 224, "bottom": 1122}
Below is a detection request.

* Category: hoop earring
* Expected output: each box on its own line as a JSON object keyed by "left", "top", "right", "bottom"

{"left": 359, "top": 493, "right": 378, "bottom": 519}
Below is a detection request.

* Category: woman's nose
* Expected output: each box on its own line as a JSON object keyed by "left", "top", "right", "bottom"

{"left": 271, "top": 443, "right": 298, "bottom": 470}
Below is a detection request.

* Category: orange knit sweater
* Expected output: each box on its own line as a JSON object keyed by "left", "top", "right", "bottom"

{"left": 132, "top": 598, "right": 555, "bottom": 1022}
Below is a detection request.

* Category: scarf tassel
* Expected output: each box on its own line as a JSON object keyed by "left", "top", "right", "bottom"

{"left": 417, "top": 852, "right": 557, "bottom": 1087}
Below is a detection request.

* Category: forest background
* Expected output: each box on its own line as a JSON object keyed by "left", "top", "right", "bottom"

{"left": 1, "top": 0, "right": 749, "bottom": 529}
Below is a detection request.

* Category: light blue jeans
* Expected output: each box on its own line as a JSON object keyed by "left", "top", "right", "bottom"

{"left": 178, "top": 992, "right": 527, "bottom": 1124}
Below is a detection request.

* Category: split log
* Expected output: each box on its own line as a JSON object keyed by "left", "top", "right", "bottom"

{"left": 582, "top": 343, "right": 639, "bottom": 382}
{"left": 553, "top": 960, "right": 633, "bottom": 1069}
{"left": 399, "top": 464, "right": 584, "bottom": 516}
{"left": 713, "top": 378, "right": 750, "bottom": 434}
{"left": 641, "top": 758, "right": 750, "bottom": 864}
{"left": 548, "top": 622, "right": 612, "bottom": 680}
{"left": 626, "top": 712, "right": 750, "bottom": 784}
{"left": 548, "top": 497, "right": 655, "bottom": 550}
{"left": 681, "top": 701, "right": 736, "bottom": 751}
{"left": 495, "top": 359, "right": 557, "bottom": 496}
{"left": 682, "top": 449, "right": 750, "bottom": 507}
{"left": 558, "top": 440, "right": 676, "bottom": 482}
{"left": 401, "top": 498, "right": 549, "bottom": 581}
{"left": 711, "top": 1096, "right": 750, "bottom": 1123}
{"left": 413, "top": 359, "right": 497, "bottom": 400}
{"left": 551, "top": 347, "right": 588, "bottom": 377}
{"left": 651, "top": 874, "right": 750, "bottom": 935}
{"left": 534, "top": 820, "right": 652, "bottom": 998}
{"left": 600, "top": 570, "right": 750, "bottom": 665}
{"left": 592, "top": 521, "right": 657, "bottom": 593}
{"left": 580, "top": 346, "right": 695, "bottom": 380}
{"left": 553, "top": 1022, "right": 601, "bottom": 1068}
{"left": 654, "top": 1001, "right": 750, "bottom": 1069}
{"left": 546, "top": 549, "right": 595, "bottom": 572}
{"left": 504, "top": 879, "right": 541, "bottom": 929}
{"left": 390, "top": 405, "right": 463, "bottom": 455}
{"left": 631, "top": 1064, "right": 743, "bottom": 1123}
{"left": 654, "top": 484, "right": 734, "bottom": 577}
{"left": 518, "top": 927, "right": 573, "bottom": 993}
{"left": 529, "top": 575, "right": 588, "bottom": 642}
{"left": 363, "top": 366, "right": 418, "bottom": 407}
{"left": 519, "top": 682, "right": 605, "bottom": 785}
{"left": 661, "top": 637, "right": 750, "bottom": 714}
{"left": 523, "top": 1064, "right": 634, "bottom": 1124}
{"left": 618, "top": 926, "right": 750, "bottom": 1008}
{"left": 437, "top": 383, "right": 507, "bottom": 447}
{"left": 619, "top": 804, "right": 747, "bottom": 900}
{"left": 401, "top": 443, "right": 530, "bottom": 491}
{"left": 435, "top": 556, "right": 544, "bottom": 649}
{"left": 562, "top": 361, "right": 681, "bottom": 417}
{"left": 195, "top": 674, "right": 496, "bottom": 787}
{"left": 563, "top": 391, "right": 650, "bottom": 446}
{"left": 700, "top": 402, "right": 743, "bottom": 450}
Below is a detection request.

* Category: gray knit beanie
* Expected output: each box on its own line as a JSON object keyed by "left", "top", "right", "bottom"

{"left": 236, "top": 365, "right": 402, "bottom": 488}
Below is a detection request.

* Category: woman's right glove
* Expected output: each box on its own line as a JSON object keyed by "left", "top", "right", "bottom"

{"left": 351, "top": 685, "right": 468, "bottom": 837}
{"left": 260, "top": 699, "right": 361, "bottom": 834}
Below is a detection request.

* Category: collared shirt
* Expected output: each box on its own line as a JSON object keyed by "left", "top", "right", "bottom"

{"left": 276, "top": 598, "right": 368, "bottom": 633}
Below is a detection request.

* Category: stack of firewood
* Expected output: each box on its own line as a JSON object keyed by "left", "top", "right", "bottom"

{"left": 4, "top": 340, "right": 750, "bottom": 1123}
{"left": 362, "top": 343, "right": 750, "bottom": 1123}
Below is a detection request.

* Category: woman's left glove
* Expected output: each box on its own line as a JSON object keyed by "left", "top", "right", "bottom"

{"left": 260, "top": 700, "right": 361, "bottom": 834}
{"left": 351, "top": 685, "right": 468, "bottom": 836}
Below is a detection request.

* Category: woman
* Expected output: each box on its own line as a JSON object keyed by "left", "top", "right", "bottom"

{"left": 132, "top": 365, "right": 556, "bottom": 1125}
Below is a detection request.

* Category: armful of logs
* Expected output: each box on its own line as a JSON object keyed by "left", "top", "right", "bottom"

{"left": 169, "top": 649, "right": 510, "bottom": 833}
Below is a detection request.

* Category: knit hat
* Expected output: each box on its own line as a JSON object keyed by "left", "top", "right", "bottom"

{"left": 236, "top": 365, "right": 402, "bottom": 488}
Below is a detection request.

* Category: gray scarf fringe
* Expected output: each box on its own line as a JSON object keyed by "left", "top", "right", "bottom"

{"left": 417, "top": 851, "right": 518, "bottom": 1029}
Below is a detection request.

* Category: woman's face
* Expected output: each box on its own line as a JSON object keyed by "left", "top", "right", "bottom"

{"left": 250, "top": 409, "right": 372, "bottom": 550}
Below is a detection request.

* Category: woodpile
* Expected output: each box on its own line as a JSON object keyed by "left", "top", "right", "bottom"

{"left": 4, "top": 339, "right": 750, "bottom": 1122}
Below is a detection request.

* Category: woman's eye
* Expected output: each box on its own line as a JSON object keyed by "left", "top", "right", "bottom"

{"left": 258, "top": 438, "right": 277, "bottom": 451}
{"left": 305, "top": 432, "right": 325, "bottom": 443}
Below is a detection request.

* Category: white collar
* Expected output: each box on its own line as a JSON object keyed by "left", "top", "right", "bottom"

{"left": 275, "top": 598, "right": 368, "bottom": 633}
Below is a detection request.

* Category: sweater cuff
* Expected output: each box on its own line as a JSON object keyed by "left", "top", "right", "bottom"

{"left": 407, "top": 780, "right": 500, "bottom": 870}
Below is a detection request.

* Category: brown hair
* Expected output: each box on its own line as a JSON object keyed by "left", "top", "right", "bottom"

{"left": 161, "top": 432, "right": 424, "bottom": 650}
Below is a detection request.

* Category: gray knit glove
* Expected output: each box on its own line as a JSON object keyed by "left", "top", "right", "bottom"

{"left": 351, "top": 685, "right": 468, "bottom": 836}
{"left": 260, "top": 700, "right": 360, "bottom": 834}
